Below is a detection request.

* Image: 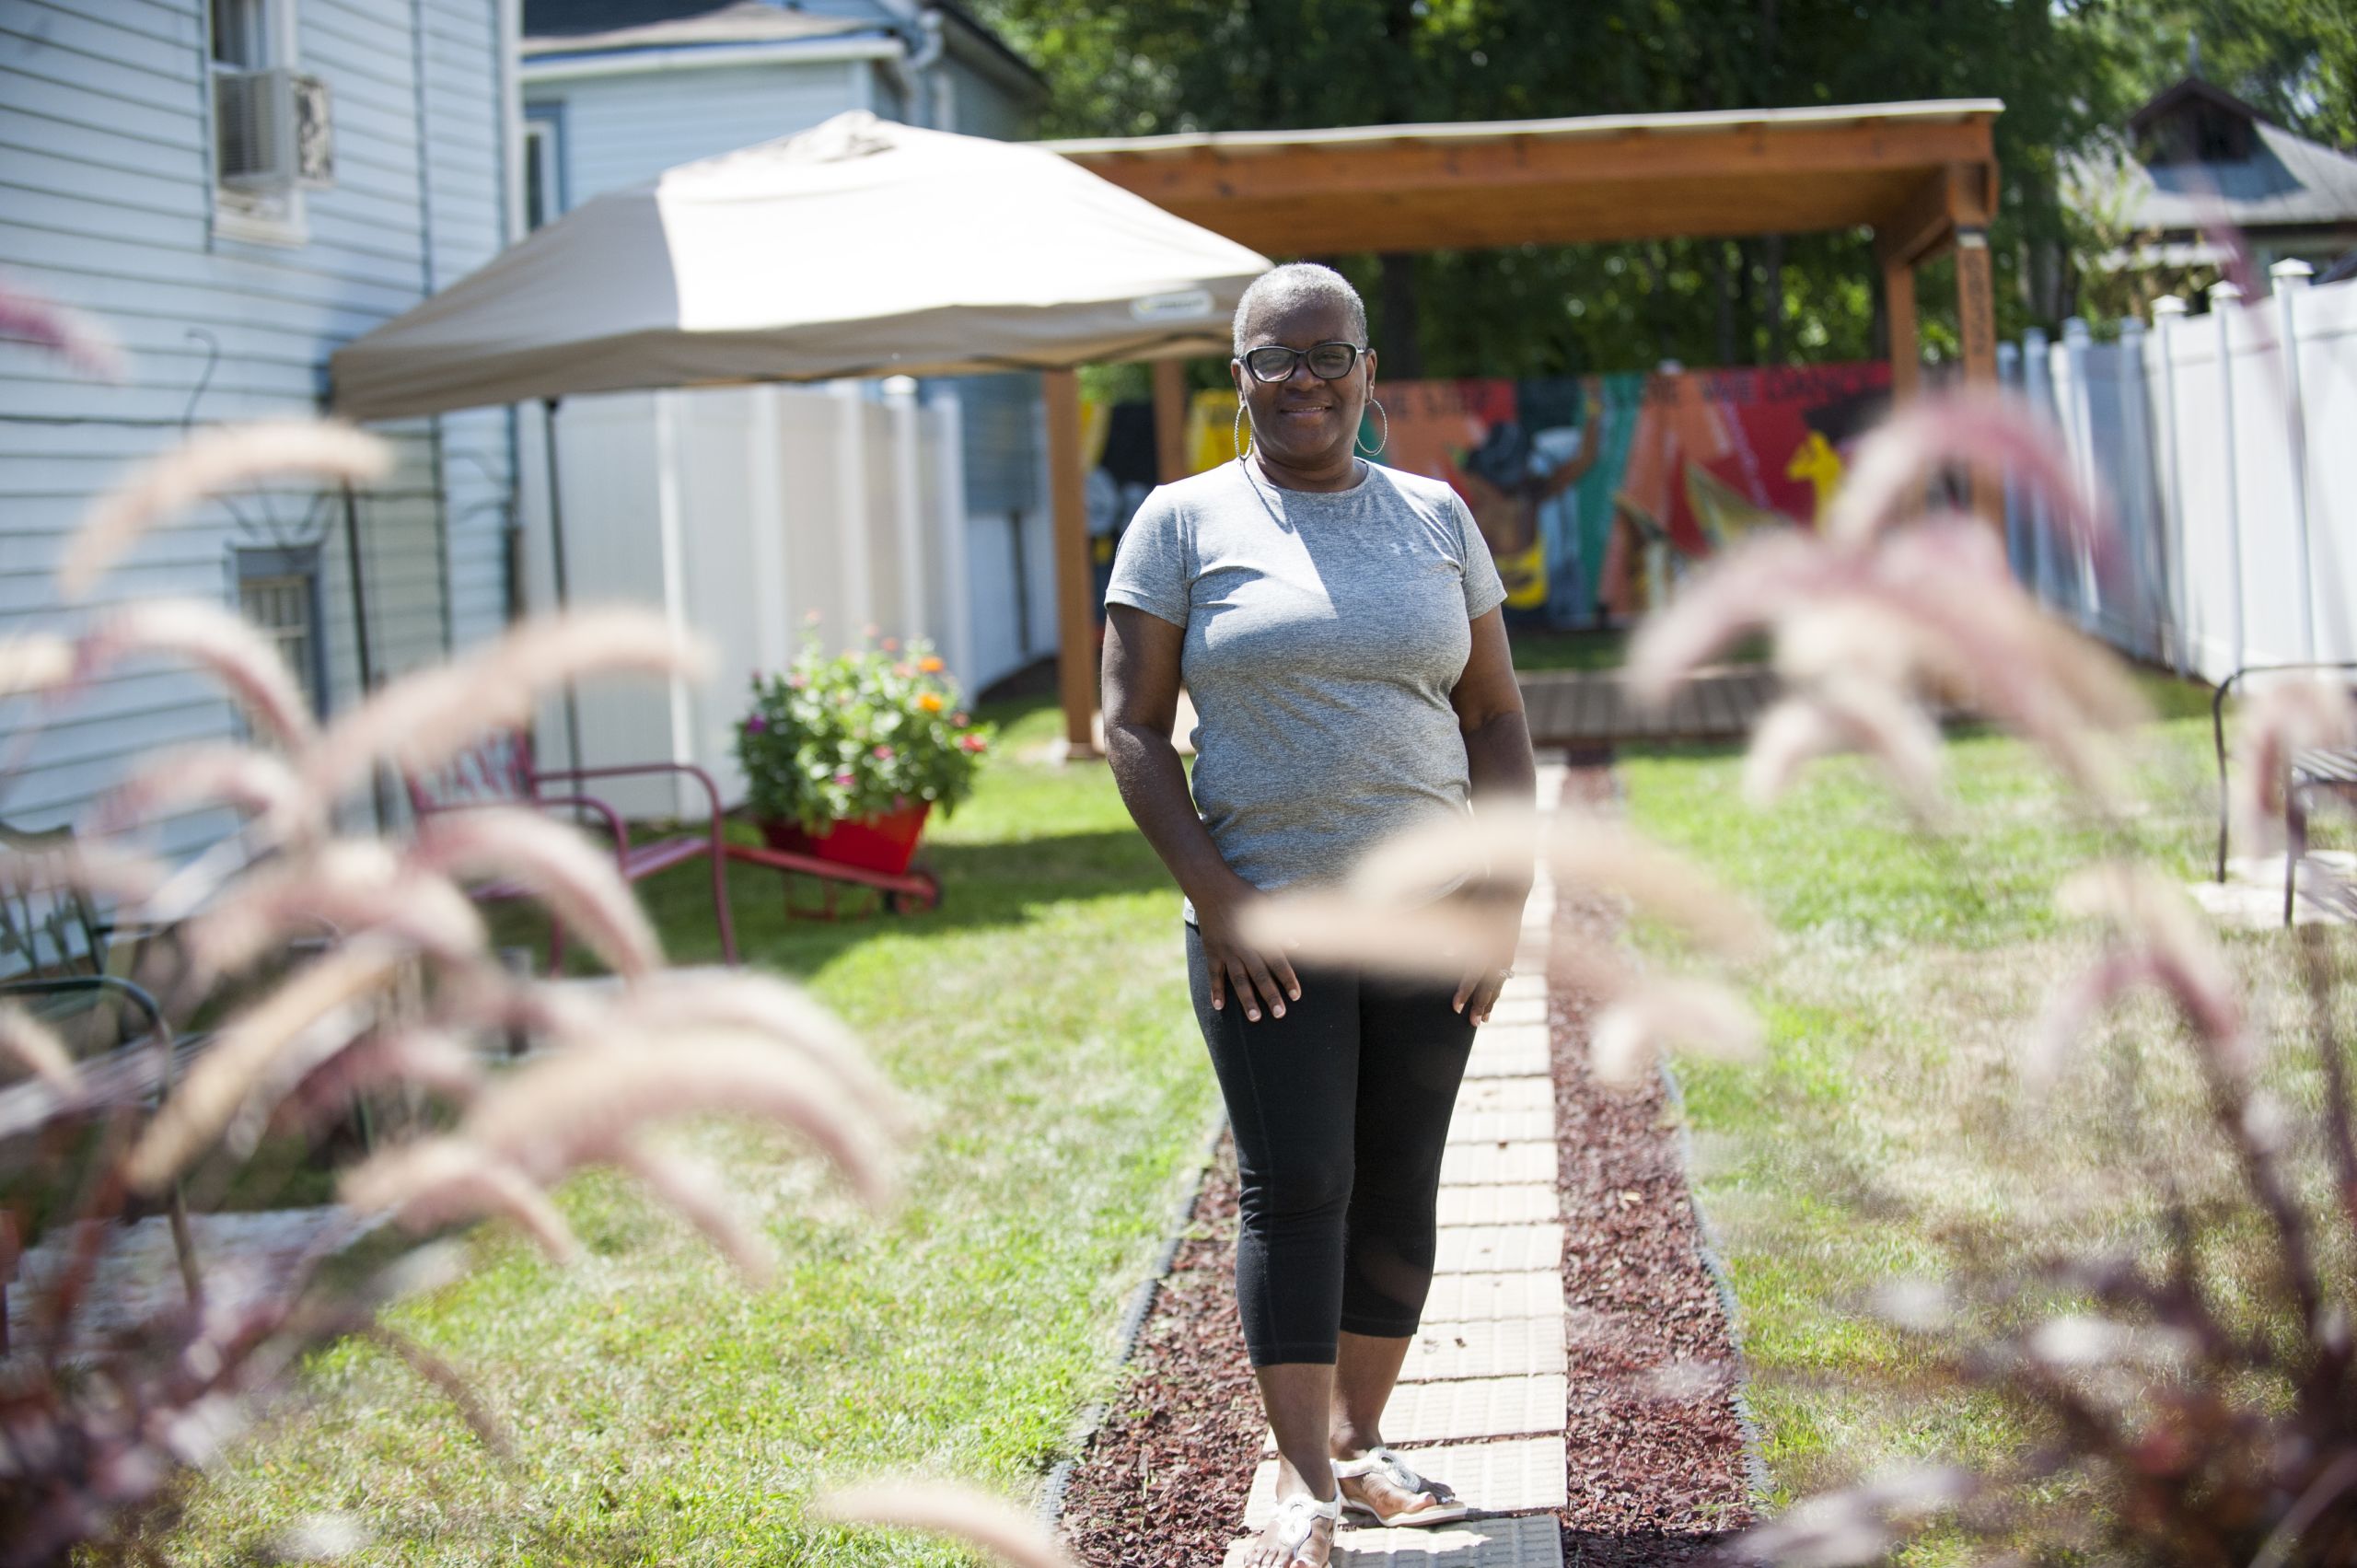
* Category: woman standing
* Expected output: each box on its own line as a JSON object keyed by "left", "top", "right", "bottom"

{"left": 1101, "top": 263, "right": 1538, "bottom": 1568}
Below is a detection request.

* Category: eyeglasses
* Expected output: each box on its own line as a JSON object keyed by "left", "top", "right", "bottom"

{"left": 1239, "top": 341, "right": 1366, "bottom": 384}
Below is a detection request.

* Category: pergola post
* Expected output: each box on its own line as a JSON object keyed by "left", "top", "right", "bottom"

{"left": 1044, "top": 367, "right": 1102, "bottom": 759}
{"left": 1882, "top": 255, "right": 1920, "bottom": 401}
{"left": 1151, "top": 358, "right": 1190, "bottom": 483}
{"left": 1954, "top": 226, "right": 1998, "bottom": 387}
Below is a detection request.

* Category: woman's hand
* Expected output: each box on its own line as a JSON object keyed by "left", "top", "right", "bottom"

{"left": 1451, "top": 900, "right": 1524, "bottom": 1027}
{"left": 1193, "top": 877, "right": 1303, "bottom": 1024}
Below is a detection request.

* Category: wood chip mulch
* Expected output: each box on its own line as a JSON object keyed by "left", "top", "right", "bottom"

{"left": 1549, "top": 769, "right": 1757, "bottom": 1561}
{"left": 1054, "top": 764, "right": 1756, "bottom": 1565}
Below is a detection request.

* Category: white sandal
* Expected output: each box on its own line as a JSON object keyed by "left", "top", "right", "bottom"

{"left": 1333, "top": 1446, "right": 1471, "bottom": 1527}
{"left": 1263, "top": 1490, "right": 1342, "bottom": 1565}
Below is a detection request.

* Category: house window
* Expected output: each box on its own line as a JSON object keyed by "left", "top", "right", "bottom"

{"left": 523, "top": 112, "right": 563, "bottom": 230}
{"left": 211, "top": 0, "right": 268, "bottom": 66}
{"left": 208, "top": 0, "right": 307, "bottom": 246}
{"left": 236, "top": 548, "right": 329, "bottom": 717}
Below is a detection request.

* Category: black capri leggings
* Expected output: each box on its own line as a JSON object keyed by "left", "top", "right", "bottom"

{"left": 1186, "top": 924, "right": 1478, "bottom": 1366}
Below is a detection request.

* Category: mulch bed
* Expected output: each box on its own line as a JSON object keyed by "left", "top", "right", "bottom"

{"left": 1054, "top": 764, "right": 1756, "bottom": 1564}
{"left": 1547, "top": 767, "right": 1755, "bottom": 1562}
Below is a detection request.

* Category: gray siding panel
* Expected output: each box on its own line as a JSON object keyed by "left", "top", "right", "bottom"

{"left": 527, "top": 63, "right": 864, "bottom": 203}
{"left": 0, "top": 0, "right": 515, "bottom": 843}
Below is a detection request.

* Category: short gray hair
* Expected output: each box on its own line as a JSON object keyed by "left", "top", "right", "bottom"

{"left": 1231, "top": 262, "right": 1368, "bottom": 356}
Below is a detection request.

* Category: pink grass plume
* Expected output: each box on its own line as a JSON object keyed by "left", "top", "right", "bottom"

{"left": 0, "top": 1001, "right": 79, "bottom": 1094}
{"left": 614, "top": 1143, "right": 777, "bottom": 1283}
{"left": 124, "top": 940, "right": 408, "bottom": 1193}
{"left": 0, "top": 277, "right": 126, "bottom": 382}
{"left": 2038, "top": 865, "right": 2247, "bottom": 1082}
{"left": 816, "top": 1481, "right": 1078, "bottom": 1568}
{"left": 1590, "top": 978, "right": 1763, "bottom": 1089}
{"left": 63, "top": 421, "right": 389, "bottom": 600}
{"left": 0, "top": 633, "right": 75, "bottom": 699}
{"left": 79, "top": 598, "right": 319, "bottom": 750}
{"left": 85, "top": 743, "right": 321, "bottom": 843}
{"left": 610, "top": 970, "right": 909, "bottom": 1135}
{"left": 304, "top": 608, "right": 707, "bottom": 797}
{"left": 339, "top": 1139, "right": 579, "bottom": 1262}
{"left": 1238, "top": 889, "right": 1507, "bottom": 982}
{"left": 456, "top": 1028, "right": 898, "bottom": 1209}
{"left": 186, "top": 840, "right": 487, "bottom": 982}
{"left": 412, "top": 807, "right": 662, "bottom": 980}
{"left": 1343, "top": 804, "right": 1770, "bottom": 960}
{"left": 1743, "top": 685, "right": 1946, "bottom": 819}
{"left": 1825, "top": 387, "right": 2109, "bottom": 560}
{"left": 1624, "top": 528, "right": 1846, "bottom": 706}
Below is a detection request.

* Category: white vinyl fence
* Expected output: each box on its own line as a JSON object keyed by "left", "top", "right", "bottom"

{"left": 2003, "top": 261, "right": 2357, "bottom": 685}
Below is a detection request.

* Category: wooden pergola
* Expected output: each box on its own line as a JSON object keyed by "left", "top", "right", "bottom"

{"left": 1039, "top": 99, "right": 2003, "bottom": 753}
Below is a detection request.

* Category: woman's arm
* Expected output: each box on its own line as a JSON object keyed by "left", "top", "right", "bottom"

{"left": 1449, "top": 607, "right": 1538, "bottom": 1023}
{"left": 1101, "top": 604, "right": 1300, "bottom": 1023}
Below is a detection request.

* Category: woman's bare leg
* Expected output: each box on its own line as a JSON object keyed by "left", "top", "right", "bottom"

{"left": 1330, "top": 1330, "right": 1460, "bottom": 1520}
{"left": 1237, "top": 1363, "right": 1337, "bottom": 1568}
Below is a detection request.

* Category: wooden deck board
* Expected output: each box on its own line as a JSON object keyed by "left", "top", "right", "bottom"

{"left": 1516, "top": 667, "right": 1772, "bottom": 749}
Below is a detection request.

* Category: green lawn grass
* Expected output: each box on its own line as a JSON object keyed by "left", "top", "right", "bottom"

{"left": 158, "top": 698, "right": 1220, "bottom": 1565}
{"left": 1616, "top": 693, "right": 2355, "bottom": 1539}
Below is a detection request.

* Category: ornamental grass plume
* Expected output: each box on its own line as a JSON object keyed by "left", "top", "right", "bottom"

{"left": 441, "top": 1028, "right": 896, "bottom": 1209}
{"left": 75, "top": 598, "right": 323, "bottom": 750}
{"left": 60, "top": 421, "right": 389, "bottom": 601}
{"left": 0, "top": 1001, "right": 77, "bottom": 1092}
{"left": 303, "top": 606, "right": 707, "bottom": 797}
{"left": 0, "top": 274, "right": 126, "bottom": 382}
{"left": 605, "top": 969, "right": 911, "bottom": 1133}
{"left": 1339, "top": 801, "right": 1769, "bottom": 958}
{"left": 410, "top": 807, "right": 663, "bottom": 979}
{"left": 122, "top": 939, "right": 409, "bottom": 1193}
{"left": 0, "top": 313, "right": 915, "bottom": 1564}
{"left": 817, "top": 1480, "right": 1080, "bottom": 1568}
{"left": 1588, "top": 977, "right": 1763, "bottom": 1089}
{"left": 0, "top": 633, "right": 73, "bottom": 699}
{"left": 83, "top": 743, "right": 320, "bottom": 845}
{"left": 1696, "top": 354, "right": 2357, "bottom": 1565}
{"left": 1822, "top": 385, "right": 2107, "bottom": 556}
{"left": 182, "top": 839, "right": 488, "bottom": 981}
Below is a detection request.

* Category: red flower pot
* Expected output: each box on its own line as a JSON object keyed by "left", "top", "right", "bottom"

{"left": 758, "top": 801, "right": 931, "bottom": 876}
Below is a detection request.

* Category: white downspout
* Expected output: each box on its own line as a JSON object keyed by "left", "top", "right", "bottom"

{"left": 879, "top": 8, "right": 945, "bottom": 127}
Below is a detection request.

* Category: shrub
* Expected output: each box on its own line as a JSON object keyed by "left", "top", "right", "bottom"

{"left": 735, "top": 634, "right": 992, "bottom": 833}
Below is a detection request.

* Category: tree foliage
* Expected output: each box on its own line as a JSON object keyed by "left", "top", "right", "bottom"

{"left": 980, "top": 0, "right": 2352, "bottom": 377}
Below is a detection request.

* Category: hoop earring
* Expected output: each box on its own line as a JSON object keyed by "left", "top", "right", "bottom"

{"left": 1355, "top": 397, "right": 1389, "bottom": 457}
{"left": 1232, "top": 402, "right": 1253, "bottom": 459}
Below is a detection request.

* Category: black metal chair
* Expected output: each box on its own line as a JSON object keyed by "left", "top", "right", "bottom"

{"left": 1, "top": 822, "right": 200, "bottom": 1351}
{"left": 2211, "top": 662, "right": 2357, "bottom": 924}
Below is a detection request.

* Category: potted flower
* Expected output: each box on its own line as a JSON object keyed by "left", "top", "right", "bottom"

{"left": 735, "top": 635, "right": 991, "bottom": 875}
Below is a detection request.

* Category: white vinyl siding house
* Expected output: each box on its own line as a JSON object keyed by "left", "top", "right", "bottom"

{"left": 0, "top": 0, "right": 517, "bottom": 854}
{"left": 519, "top": 0, "right": 1054, "bottom": 724}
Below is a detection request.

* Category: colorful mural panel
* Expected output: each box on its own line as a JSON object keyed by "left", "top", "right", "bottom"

{"left": 1088, "top": 360, "right": 1892, "bottom": 631}
{"left": 1368, "top": 363, "right": 1891, "bottom": 626}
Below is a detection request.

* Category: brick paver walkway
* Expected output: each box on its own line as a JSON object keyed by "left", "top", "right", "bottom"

{"left": 1228, "top": 761, "right": 1573, "bottom": 1567}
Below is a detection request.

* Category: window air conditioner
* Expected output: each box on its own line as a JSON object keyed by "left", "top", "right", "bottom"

{"left": 215, "top": 67, "right": 334, "bottom": 194}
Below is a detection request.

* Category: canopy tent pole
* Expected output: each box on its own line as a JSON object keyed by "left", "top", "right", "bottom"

{"left": 542, "top": 397, "right": 584, "bottom": 773}
{"left": 1044, "top": 368, "right": 1101, "bottom": 760}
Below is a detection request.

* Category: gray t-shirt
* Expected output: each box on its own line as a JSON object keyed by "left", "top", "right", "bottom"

{"left": 1105, "top": 458, "right": 1508, "bottom": 921}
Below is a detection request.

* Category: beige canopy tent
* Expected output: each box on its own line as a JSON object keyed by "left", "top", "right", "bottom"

{"left": 331, "top": 110, "right": 1269, "bottom": 762}
{"left": 332, "top": 111, "right": 1270, "bottom": 415}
